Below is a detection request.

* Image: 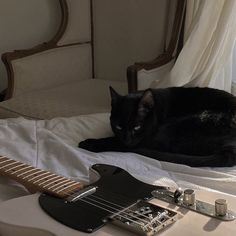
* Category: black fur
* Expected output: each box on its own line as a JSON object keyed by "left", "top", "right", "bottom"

{"left": 79, "top": 87, "right": 236, "bottom": 167}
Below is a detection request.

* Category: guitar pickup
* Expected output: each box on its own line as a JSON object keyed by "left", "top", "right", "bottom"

{"left": 66, "top": 186, "right": 97, "bottom": 202}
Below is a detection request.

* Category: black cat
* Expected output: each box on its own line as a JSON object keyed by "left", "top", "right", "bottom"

{"left": 79, "top": 87, "right": 236, "bottom": 167}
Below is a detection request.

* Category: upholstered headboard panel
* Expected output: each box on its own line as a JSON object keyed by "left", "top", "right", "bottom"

{"left": 3, "top": 0, "right": 93, "bottom": 98}
{"left": 11, "top": 44, "right": 92, "bottom": 96}
{"left": 2, "top": 0, "right": 173, "bottom": 98}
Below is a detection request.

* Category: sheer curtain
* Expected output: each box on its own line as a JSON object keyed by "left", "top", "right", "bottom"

{"left": 151, "top": 0, "right": 236, "bottom": 92}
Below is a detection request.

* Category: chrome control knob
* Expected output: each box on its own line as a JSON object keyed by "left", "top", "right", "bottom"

{"left": 183, "top": 189, "right": 195, "bottom": 206}
{"left": 174, "top": 187, "right": 183, "bottom": 203}
{"left": 215, "top": 199, "right": 228, "bottom": 216}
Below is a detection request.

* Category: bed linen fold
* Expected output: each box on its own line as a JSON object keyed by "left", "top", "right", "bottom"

{"left": 0, "top": 113, "right": 236, "bottom": 202}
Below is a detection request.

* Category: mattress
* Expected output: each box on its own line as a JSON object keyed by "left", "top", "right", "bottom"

{"left": 0, "top": 113, "right": 236, "bottom": 203}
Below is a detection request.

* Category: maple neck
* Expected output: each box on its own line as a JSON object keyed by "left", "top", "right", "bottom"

{"left": 0, "top": 156, "right": 83, "bottom": 198}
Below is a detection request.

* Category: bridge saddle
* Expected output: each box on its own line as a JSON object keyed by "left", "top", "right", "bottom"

{"left": 109, "top": 200, "right": 179, "bottom": 236}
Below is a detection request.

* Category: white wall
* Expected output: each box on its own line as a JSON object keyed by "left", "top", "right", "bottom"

{"left": 0, "top": 0, "right": 61, "bottom": 91}
{"left": 93, "top": 0, "right": 170, "bottom": 81}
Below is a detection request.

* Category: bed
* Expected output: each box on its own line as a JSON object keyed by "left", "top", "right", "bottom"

{"left": 1, "top": 112, "right": 236, "bottom": 203}
{"left": 0, "top": 1, "right": 235, "bottom": 234}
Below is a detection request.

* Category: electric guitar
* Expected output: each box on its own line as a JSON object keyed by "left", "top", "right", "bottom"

{"left": 0, "top": 155, "right": 235, "bottom": 236}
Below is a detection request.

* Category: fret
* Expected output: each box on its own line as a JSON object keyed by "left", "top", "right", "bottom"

{"left": 33, "top": 173, "right": 56, "bottom": 184}
{"left": 0, "top": 156, "right": 8, "bottom": 161}
{"left": 16, "top": 167, "right": 37, "bottom": 176}
{"left": 0, "top": 158, "right": 8, "bottom": 163}
{"left": 5, "top": 163, "right": 27, "bottom": 173}
{"left": 0, "top": 155, "right": 84, "bottom": 199}
{"left": 48, "top": 179, "right": 73, "bottom": 191}
{"left": 22, "top": 169, "right": 46, "bottom": 180}
{"left": 28, "top": 172, "right": 50, "bottom": 182}
{"left": 0, "top": 159, "right": 12, "bottom": 166}
{"left": 0, "top": 158, "right": 20, "bottom": 164}
{"left": 57, "top": 182, "right": 80, "bottom": 193}
{"left": 40, "top": 176, "right": 66, "bottom": 188}
{"left": 44, "top": 179, "right": 82, "bottom": 198}
{"left": 0, "top": 161, "right": 18, "bottom": 170}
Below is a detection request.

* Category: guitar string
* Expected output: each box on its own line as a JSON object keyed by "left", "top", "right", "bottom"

{"left": 68, "top": 185, "right": 152, "bottom": 210}
{"left": 96, "top": 187, "right": 154, "bottom": 206}
{"left": 83, "top": 193, "right": 167, "bottom": 227}
{"left": 87, "top": 194, "right": 151, "bottom": 220}
{"left": 4, "top": 179, "right": 163, "bottom": 227}
{"left": 87, "top": 189, "right": 166, "bottom": 224}
{"left": 75, "top": 196, "right": 150, "bottom": 227}
{"left": 62, "top": 190, "right": 153, "bottom": 226}
{"left": 94, "top": 187, "right": 138, "bottom": 203}
{"left": 0, "top": 157, "right": 163, "bottom": 226}
{"left": 86, "top": 197, "right": 151, "bottom": 225}
{"left": 47, "top": 183, "right": 156, "bottom": 226}
{"left": 0, "top": 159, "right": 82, "bottom": 194}
{"left": 61, "top": 189, "right": 159, "bottom": 226}
{"left": 0, "top": 156, "right": 159, "bottom": 205}
{"left": 0, "top": 165, "right": 154, "bottom": 226}
{"left": 65, "top": 183, "right": 149, "bottom": 204}
{"left": 43, "top": 175, "right": 163, "bottom": 226}
{"left": 88, "top": 188, "right": 154, "bottom": 220}
{"left": 0, "top": 164, "right": 151, "bottom": 227}
{"left": 89, "top": 193, "right": 135, "bottom": 208}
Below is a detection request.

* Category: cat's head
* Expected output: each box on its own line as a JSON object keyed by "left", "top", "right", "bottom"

{"left": 109, "top": 87, "right": 155, "bottom": 147}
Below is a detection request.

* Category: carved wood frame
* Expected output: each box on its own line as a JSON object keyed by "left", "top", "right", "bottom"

{"left": 1, "top": 0, "right": 185, "bottom": 99}
{"left": 1, "top": 0, "right": 94, "bottom": 100}
{"left": 127, "top": 0, "right": 186, "bottom": 93}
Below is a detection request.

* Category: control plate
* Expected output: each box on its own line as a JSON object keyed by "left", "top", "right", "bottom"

{"left": 152, "top": 189, "right": 236, "bottom": 221}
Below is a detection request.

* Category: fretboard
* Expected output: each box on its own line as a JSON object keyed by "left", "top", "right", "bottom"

{"left": 0, "top": 155, "right": 83, "bottom": 198}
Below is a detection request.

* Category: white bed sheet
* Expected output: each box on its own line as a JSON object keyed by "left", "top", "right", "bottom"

{"left": 0, "top": 113, "right": 236, "bottom": 203}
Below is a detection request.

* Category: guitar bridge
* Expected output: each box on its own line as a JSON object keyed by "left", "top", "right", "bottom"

{"left": 109, "top": 200, "right": 179, "bottom": 236}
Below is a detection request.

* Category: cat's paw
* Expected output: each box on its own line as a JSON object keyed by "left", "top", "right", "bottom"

{"left": 78, "top": 139, "right": 101, "bottom": 152}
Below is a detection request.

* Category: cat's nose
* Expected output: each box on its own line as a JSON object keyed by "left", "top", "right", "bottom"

{"left": 124, "top": 134, "right": 135, "bottom": 147}
{"left": 125, "top": 140, "right": 132, "bottom": 147}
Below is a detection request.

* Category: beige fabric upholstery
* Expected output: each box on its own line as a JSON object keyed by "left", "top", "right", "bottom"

{"left": 0, "top": 107, "right": 19, "bottom": 119}
{"left": 0, "top": 0, "right": 171, "bottom": 118}
{"left": 137, "top": 60, "right": 175, "bottom": 90}
{"left": 0, "top": 79, "right": 127, "bottom": 119}
{"left": 57, "top": 0, "right": 91, "bottom": 45}
{"left": 12, "top": 44, "right": 92, "bottom": 97}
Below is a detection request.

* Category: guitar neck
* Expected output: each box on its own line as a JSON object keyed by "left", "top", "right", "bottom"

{"left": 0, "top": 155, "right": 83, "bottom": 198}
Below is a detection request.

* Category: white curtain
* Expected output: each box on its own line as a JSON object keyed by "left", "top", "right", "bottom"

{"left": 151, "top": 0, "right": 236, "bottom": 92}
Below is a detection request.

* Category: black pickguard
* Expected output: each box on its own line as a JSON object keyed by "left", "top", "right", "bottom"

{"left": 39, "top": 164, "right": 167, "bottom": 233}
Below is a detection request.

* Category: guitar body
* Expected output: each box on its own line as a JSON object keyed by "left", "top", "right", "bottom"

{"left": 0, "top": 164, "right": 235, "bottom": 236}
{"left": 0, "top": 193, "right": 130, "bottom": 236}
{"left": 39, "top": 164, "right": 163, "bottom": 233}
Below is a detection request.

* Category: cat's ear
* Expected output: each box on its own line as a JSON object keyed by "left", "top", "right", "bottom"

{"left": 109, "top": 86, "right": 120, "bottom": 102}
{"left": 138, "top": 89, "right": 154, "bottom": 111}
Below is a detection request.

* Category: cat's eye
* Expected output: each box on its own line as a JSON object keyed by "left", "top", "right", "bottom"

{"left": 115, "top": 125, "right": 122, "bottom": 130}
{"left": 133, "top": 125, "right": 141, "bottom": 131}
